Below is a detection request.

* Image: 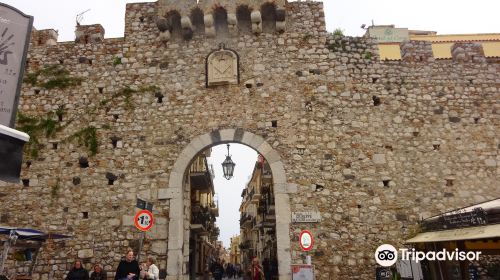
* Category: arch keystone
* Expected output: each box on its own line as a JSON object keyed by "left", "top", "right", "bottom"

{"left": 219, "top": 129, "right": 236, "bottom": 141}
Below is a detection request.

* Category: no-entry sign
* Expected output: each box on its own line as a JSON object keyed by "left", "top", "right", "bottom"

{"left": 299, "top": 230, "right": 314, "bottom": 251}
{"left": 134, "top": 210, "right": 154, "bottom": 232}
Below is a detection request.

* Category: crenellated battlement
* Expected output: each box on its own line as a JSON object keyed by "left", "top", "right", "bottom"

{"left": 393, "top": 40, "right": 489, "bottom": 63}
{"left": 31, "top": 28, "right": 58, "bottom": 47}
{"left": 401, "top": 40, "right": 434, "bottom": 62}
{"left": 372, "top": 40, "right": 492, "bottom": 63}
{"left": 155, "top": 0, "right": 287, "bottom": 41}
{"left": 451, "top": 42, "right": 487, "bottom": 63}
{"left": 75, "top": 24, "right": 105, "bottom": 44}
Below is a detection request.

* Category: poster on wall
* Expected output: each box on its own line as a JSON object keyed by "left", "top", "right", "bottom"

{"left": 292, "top": 264, "right": 314, "bottom": 280}
{"left": 0, "top": 3, "right": 33, "bottom": 127}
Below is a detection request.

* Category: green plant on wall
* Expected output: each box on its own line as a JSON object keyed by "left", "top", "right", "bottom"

{"left": 112, "top": 85, "right": 160, "bottom": 110}
{"left": 364, "top": 51, "right": 373, "bottom": 59}
{"left": 113, "top": 56, "right": 122, "bottom": 66}
{"left": 68, "top": 126, "right": 98, "bottom": 156}
{"left": 16, "top": 112, "right": 61, "bottom": 159}
{"left": 333, "top": 28, "right": 344, "bottom": 37}
{"left": 23, "top": 65, "right": 83, "bottom": 90}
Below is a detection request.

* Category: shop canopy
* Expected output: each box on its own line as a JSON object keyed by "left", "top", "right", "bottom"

{"left": 0, "top": 226, "right": 71, "bottom": 241}
{"left": 406, "top": 222, "right": 500, "bottom": 243}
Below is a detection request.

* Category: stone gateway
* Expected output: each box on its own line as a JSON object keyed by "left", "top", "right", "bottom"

{"left": 0, "top": 0, "right": 498, "bottom": 279}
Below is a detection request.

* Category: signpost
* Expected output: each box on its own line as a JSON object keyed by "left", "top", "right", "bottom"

{"left": 292, "top": 211, "right": 321, "bottom": 223}
{"left": 0, "top": 3, "right": 33, "bottom": 127}
{"left": 134, "top": 209, "right": 154, "bottom": 232}
{"left": 134, "top": 203, "right": 154, "bottom": 263}
{"left": 299, "top": 230, "right": 314, "bottom": 252}
{"left": 292, "top": 264, "right": 314, "bottom": 280}
{"left": 0, "top": 3, "right": 32, "bottom": 183}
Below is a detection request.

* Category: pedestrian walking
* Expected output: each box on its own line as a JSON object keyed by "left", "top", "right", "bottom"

{"left": 66, "top": 259, "right": 89, "bottom": 280}
{"left": 90, "top": 264, "right": 106, "bottom": 280}
{"left": 249, "top": 257, "right": 264, "bottom": 280}
{"left": 210, "top": 259, "right": 224, "bottom": 280}
{"left": 114, "top": 248, "right": 140, "bottom": 280}
{"left": 262, "top": 258, "right": 270, "bottom": 280}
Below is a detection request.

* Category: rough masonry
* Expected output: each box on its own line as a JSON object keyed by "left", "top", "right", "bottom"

{"left": 0, "top": 0, "right": 498, "bottom": 279}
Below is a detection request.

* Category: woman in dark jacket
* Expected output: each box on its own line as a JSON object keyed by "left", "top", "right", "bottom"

{"left": 90, "top": 264, "right": 106, "bottom": 280}
{"left": 66, "top": 259, "right": 89, "bottom": 280}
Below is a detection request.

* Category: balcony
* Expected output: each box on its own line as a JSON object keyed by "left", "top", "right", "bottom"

{"left": 189, "top": 157, "right": 214, "bottom": 193}
{"left": 190, "top": 170, "right": 213, "bottom": 193}
{"left": 239, "top": 240, "right": 252, "bottom": 251}
{"left": 240, "top": 213, "right": 253, "bottom": 228}
{"left": 191, "top": 206, "right": 215, "bottom": 235}
{"left": 210, "top": 203, "right": 219, "bottom": 217}
{"left": 248, "top": 189, "right": 261, "bottom": 204}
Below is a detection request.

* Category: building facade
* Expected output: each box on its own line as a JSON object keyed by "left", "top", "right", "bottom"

{"left": 229, "top": 235, "right": 240, "bottom": 266}
{"left": 0, "top": 0, "right": 498, "bottom": 279}
{"left": 369, "top": 25, "right": 500, "bottom": 60}
{"left": 239, "top": 155, "right": 277, "bottom": 272}
{"left": 187, "top": 149, "right": 218, "bottom": 280}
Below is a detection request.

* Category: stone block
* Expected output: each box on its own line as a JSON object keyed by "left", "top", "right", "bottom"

{"left": 77, "top": 249, "right": 93, "bottom": 259}
{"left": 251, "top": 11, "right": 262, "bottom": 23}
{"left": 485, "top": 159, "right": 496, "bottom": 167}
{"left": 204, "top": 14, "right": 214, "bottom": 27}
{"left": 205, "top": 26, "right": 216, "bottom": 37}
{"left": 168, "top": 171, "right": 183, "bottom": 190}
{"left": 270, "top": 161, "right": 287, "bottom": 185}
{"left": 373, "top": 154, "right": 386, "bottom": 164}
{"left": 227, "top": 13, "right": 237, "bottom": 25}
{"left": 122, "top": 215, "right": 134, "bottom": 226}
{"left": 167, "top": 220, "right": 183, "bottom": 250}
{"left": 151, "top": 241, "right": 167, "bottom": 254}
{"left": 181, "top": 16, "right": 192, "bottom": 29}
{"left": 219, "top": 129, "right": 236, "bottom": 141}
{"left": 252, "top": 23, "right": 262, "bottom": 34}
{"left": 158, "top": 188, "right": 182, "bottom": 199}
{"left": 159, "top": 30, "right": 170, "bottom": 42}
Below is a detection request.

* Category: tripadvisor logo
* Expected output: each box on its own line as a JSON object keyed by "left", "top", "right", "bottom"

{"left": 375, "top": 244, "right": 398, "bottom": 266}
{"left": 375, "top": 244, "right": 482, "bottom": 267}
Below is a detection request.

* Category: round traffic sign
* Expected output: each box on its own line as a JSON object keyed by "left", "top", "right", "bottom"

{"left": 299, "top": 230, "right": 314, "bottom": 251}
{"left": 134, "top": 210, "right": 154, "bottom": 232}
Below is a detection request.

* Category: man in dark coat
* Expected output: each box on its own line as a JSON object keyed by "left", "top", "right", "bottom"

{"left": 210, "top": 259, "right": 224, "bottom": 280}
{"left": 66, "top": 259, "right": 89, "bottom": 280}
{"left": 114, "top": 249, "right": 140, "bottom": 280}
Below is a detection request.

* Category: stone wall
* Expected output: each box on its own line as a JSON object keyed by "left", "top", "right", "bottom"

{"left": 0, "top": 0, "right": 498, "bottom": 279}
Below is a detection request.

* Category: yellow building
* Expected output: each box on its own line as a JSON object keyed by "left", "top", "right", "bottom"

{"left": 229, "top": 235, "right": 241, "bottom": 265}
{"left": 367, "top": 25, "right": 500, "bottom": 60}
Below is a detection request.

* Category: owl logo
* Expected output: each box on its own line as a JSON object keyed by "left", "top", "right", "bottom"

{"left": 0, "top": 27, "right": 15, "bottom": 65}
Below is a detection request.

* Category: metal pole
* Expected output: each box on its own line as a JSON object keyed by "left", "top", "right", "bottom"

{"left": 0, "top": 230, "right": 16, "bottom": 275}
{"left": 0, "top": 240, "right": 10, "bottom": 275}
{"left": 137, "top": 232, "right": 145, "bottom": 263}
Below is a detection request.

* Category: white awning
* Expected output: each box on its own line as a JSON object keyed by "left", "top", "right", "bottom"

{"left": 0, "top": 124, "right": 29, "bottom": 142}
{"left": 406, "top": 224, "right": 500, "bottom": 243}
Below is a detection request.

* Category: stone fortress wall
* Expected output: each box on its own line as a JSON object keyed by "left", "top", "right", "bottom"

{"left": 0, "top": 0, "right": 498, "bottom": 279}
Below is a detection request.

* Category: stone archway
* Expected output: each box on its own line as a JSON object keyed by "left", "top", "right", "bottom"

{"left": 166, "top": 129, "right": 292, "bottom": 280}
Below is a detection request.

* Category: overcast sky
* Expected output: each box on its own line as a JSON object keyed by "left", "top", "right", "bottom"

{"left": 206, "top": 144, "right": 257, "bottom": 248}
{"left": 2, "top": 0, "right": 500, "bottom": 42}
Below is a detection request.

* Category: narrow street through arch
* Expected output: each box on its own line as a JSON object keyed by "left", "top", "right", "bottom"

{"left": 185, "top": 143, "right": 279, "bottom": 280}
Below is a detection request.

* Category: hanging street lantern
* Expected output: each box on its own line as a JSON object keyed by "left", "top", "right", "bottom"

{"left": 222, "top": 144, "right": 235, "bottom": 180}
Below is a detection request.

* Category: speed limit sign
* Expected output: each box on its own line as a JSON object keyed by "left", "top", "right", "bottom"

{"left": 134, "top": 210, "right": 154, "bottom": 232}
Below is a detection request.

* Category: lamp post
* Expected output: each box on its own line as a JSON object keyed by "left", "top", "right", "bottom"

{"left": 222, "top": 144, "right": 235, "bottom": 180}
